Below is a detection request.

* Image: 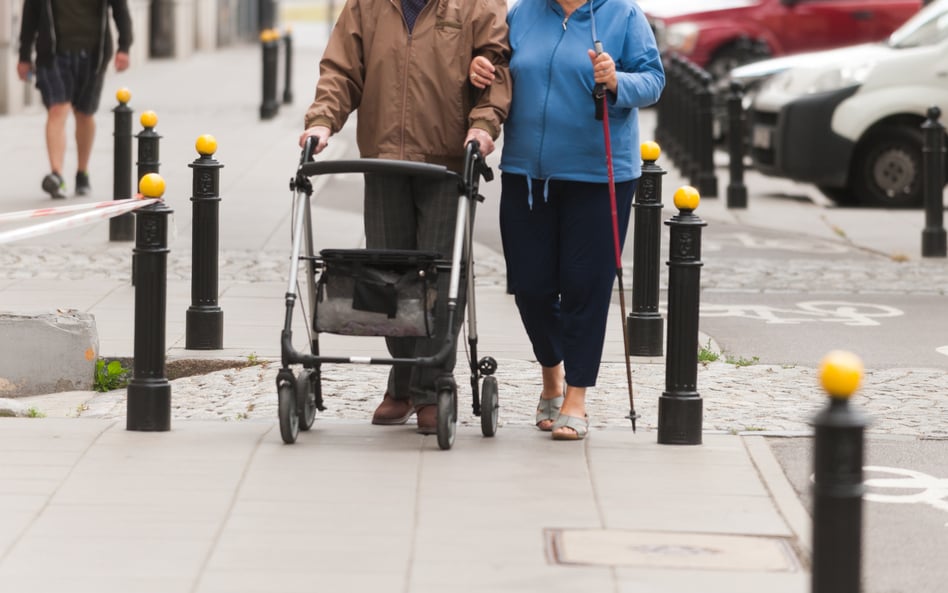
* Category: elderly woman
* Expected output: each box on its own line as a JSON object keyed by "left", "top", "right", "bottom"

{"left": 470, "top": 0, "right": 664, "bottom": 440}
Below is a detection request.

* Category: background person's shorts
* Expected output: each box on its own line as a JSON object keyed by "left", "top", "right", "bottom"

{"left": 34, "top": 50, "right": 106, "bottom": 115}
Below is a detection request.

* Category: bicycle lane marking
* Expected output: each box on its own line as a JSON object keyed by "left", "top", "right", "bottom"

{"left": 863, "top": 466, "right": 948, "bottom": 528}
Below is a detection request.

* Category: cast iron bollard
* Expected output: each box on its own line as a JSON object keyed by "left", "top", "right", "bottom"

{"left": 921, "top": 106, "right": 946, "bottom": 258}
{"left": 696, "top": 71, "right": 718, "bottom": 198}
{"left": 812, "top": 350, "right": 868, "bottom": 593}
{"left": 260, "top": 28, "right": 280, "bottom": 120}
{"left": 658, "top": 186, "right": 705, "bottom": 445}
{"left": 282, "top": 27, "right": 294, "bottom": 105}
{"left": 726, "top": 81, "right": 748, "bottom": 209}
{"left": 628, "top": 140, "right": 665, "bottom": 357}
{"left": 127, "top": 173, "right": 173, "bottom": 431}
{"left": 186, "top": 135, "right": 224, "bottom": 350}
{"left": 110, "top": 87, "right": 135, "bottom": 241}
{"left": 132, "top": 110, "right": 161, "bottom": 285}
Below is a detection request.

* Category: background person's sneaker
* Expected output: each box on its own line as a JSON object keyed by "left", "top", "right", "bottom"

{"left": 75, "top": 171, "right": 91, "bottom": 196}
{"left": 41, "top": 172, "right": 66, "bottom": 199}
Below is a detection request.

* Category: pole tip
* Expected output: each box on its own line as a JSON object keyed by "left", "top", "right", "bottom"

{"left": 139, "top": 173, "right": 166, "bottom": 198}
{"left": 115, "top": 87, "right": 131, "bottom": 105}
{"left": 819, "top": 350, "right": 863, "bottom": 400}
{"left": 673, "top": 185, "right": 700, "bottom": 211}
{"left": 640, "top": 140, "right": 661, "bottom": 162}
{"left": 140, "top": 110, "right": 158, "bottom": 129}
{"left": 195, "top": 134, "right": 218, "bottom": 156}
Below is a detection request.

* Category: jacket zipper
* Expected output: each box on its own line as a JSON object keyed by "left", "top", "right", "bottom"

{"left": 538, "top": 29, "right": 568, "bottom": 180}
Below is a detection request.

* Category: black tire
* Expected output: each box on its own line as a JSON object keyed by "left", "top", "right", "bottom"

{"left": 436, "top": 388, "right": 457, "bottom": 450}
{"left": 817, "top": 185, "right": 859, "bottom": 206}
{"left": 706, "top": 43, "right": 770, "bottom": 81}
{"left": 851, "top": 126, "right": 924, "bottom": 208}
{"left": 296, "top": 369, "right": 317, "bottom": 431}
{"left": 480, "top": 376, "right": 499, "bottom": 438}
{"left": 278, "top": 381, "right": 299, "bottom": 444}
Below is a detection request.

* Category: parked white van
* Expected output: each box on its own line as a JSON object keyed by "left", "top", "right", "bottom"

{"left": 746, "top": 0, "right": 948, "bottom": 207}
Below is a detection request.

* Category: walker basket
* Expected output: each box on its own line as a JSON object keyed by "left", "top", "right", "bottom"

{"left": 314, "top": 249, "right": 441, "bottom": 337}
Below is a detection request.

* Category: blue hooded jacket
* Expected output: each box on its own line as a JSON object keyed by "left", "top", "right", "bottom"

{"left": 500, "top": 0, "right": 664, "bottom": 190}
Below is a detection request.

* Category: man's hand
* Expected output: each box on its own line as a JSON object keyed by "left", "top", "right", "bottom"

{"left": 299, "top": 125, "right": 331, "bottom": 156}
{"left": 464, "top": 128, "right": 494, "bottom": 158}
{"left": 16, "top": 62, "right": 32, "bottom": 82}
{"left": 114, "top": 52, "right": 130, "bottom": 72}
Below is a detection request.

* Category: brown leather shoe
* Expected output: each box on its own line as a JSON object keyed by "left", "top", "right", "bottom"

{"left": 371, "top": 393, "right": 413, "bottom": 425}
{"left": 415, "top": 405, "right": 437, "bottom": 435}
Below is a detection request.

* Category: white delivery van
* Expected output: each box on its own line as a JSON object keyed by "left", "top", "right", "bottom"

{"left": 746, "top": 0, "right": 948, "bottom": 207}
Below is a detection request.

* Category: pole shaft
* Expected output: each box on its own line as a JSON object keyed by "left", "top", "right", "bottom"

{"left": 186, "top": 155, "right": 225, "bottom": 349}
{"left": 111, "top": 102, "right": 135, "bottom": 240}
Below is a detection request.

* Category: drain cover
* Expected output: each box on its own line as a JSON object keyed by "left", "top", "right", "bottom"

{"left": 549, "top": 529, "right": 800, "bottom": 571}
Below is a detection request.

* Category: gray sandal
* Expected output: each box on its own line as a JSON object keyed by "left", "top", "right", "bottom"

{"left": 551, "top": 413, "right": 589, "bottom": 441}
{"left": 535, "top": 395, "right": 563, "bottom": 431}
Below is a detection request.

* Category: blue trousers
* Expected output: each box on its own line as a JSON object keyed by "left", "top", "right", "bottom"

{"left": 499, "top": 173, "right": 635, "bottom": 387}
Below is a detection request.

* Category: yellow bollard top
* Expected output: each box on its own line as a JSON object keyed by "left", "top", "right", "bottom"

{"left": 195, "top": 134, "right": 218, "bottom": 156}
{"left": 641, "top": 140, "right": 661, "bottom": 162}
{"left": 115, "top": 87, "right": 131, "bottom": 104}
{"left": 819, "top": 350, "right": 863, "bottom": 399}
{"left": 140, "top": 110, "right": 158, "bottom": 128}
{"left": 260, "top": 28, "right": 278, "bottom": 43}
{"left": 139, "top": 173, "right": 166, "bottom": 198}
{"left": 673, "top": 185, "right": 700, "bottom": 211}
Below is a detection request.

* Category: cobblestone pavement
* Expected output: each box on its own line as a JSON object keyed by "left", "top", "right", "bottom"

{"left": 3, "top": 243, "right": 947, "bottom": 439}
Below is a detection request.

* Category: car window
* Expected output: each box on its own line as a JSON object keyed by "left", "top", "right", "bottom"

{"left": 890, "top": 3, "right": 948, "bottom": 47}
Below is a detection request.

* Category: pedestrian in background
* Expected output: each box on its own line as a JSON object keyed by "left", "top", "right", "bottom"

{"left": 470, "top": 0, "right": 664, "bottom": 440}
{"left": 299, "top": 0, "right": 511, "bottom": 434}
{"left": 17, "top": 0, "right": 133, "bottom": 200}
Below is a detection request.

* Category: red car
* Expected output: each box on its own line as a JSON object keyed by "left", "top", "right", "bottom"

{"left": 642, "top": 0, "right": 923, "bottom": 78}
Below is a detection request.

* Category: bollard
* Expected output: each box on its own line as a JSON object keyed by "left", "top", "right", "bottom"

{"left": 696, "top": 71, "right": 718, "bottom": 198}
{"left": 658, "top": 185, "right": 705, "bottom": 445}
{"left": 628, "top": 140, "right": 665, "bottom": 357}
{"left": 260, "top": 29, "right": 280, "bottom": 120}
{"left": 726, "top": 81, "right": 748, "bottom": 209}
{"left": 921, "top": 106, "right": 946, "bottom": 258}
{"left": 186, "top": 135, "right": 224, "bottom": 350}
{"left": 282, "top": 28, "right": 294, "bottom": 105}
{"left": 110, "top": 88, "right": 135, "bottom": 241}
{"left": 133, "top": 110, "right": 161, "bottom": 286}
{"left": 812, "top": 350, "right": 868, "bottom": 593}
{"left": 127, "top": 173, "right": 173, "bottom": 431}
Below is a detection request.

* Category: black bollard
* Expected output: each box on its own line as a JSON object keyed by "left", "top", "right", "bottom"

{"left": 110, "top": 88, "right": 135, "bottom": 241}
{"left": 260, "top": 29, "right": 280, "bottom": 120}
{"left": 127, "top": 174, "right": 173, "bottom": 431}
{"left": 282, "top": 28, "right": 294, "bottom": 105}
{"left": 696, "top": 71, "right": 718, "bottom": 198}
{"left": 726, "top": 81, "right": 748, "bottom": 209}
{"left": 658, "top": 186, "right": 705, "bottom": 445}
{"left": 921, "top": 106, "right": 946, "bottom": 258}
{"left": 628, "top": 141, "right": 665, "bottom": 357}
{"left": 186, "top": 135, "right": 225, "bottom": 350}
{"left": 133, "top": 111, "right": 161, "bottom": 286}
{"left": 812, "top": 350, "right": 868, "bottom": 593}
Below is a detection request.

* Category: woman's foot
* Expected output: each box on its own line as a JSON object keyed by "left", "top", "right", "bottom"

{"left": 536, "top": 364, "right": 565, "bottom": 431}
{"left": 552, "top": 386, "right": 588, "bottom": 440}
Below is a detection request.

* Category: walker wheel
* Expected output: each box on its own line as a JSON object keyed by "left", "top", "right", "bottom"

{"left": 480, "top": 376, "right": 499, "bottom": 437}
{"left": 296, "top": 369, "right": 317, "bottom": 431}
{"left": 436, "top": 388, "right": 457, "bottom": 450}
{"left": 278, "top": 381, "right": 299, "bottom": 444}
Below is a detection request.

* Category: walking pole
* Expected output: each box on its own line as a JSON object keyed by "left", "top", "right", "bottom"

{"left": 594, "top": 39, "right": 638, "bottom": 431}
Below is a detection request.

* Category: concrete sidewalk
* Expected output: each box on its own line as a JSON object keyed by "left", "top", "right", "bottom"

{"left": 0, "top": 37, "right": 931, "bottom": 592}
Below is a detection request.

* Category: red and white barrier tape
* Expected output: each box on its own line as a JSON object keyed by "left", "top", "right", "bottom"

{"left": 0, "top": 198, "right": 148, "bottom": 224}
{"left": 0, "top": 198, "right": 158, "bottom": 245}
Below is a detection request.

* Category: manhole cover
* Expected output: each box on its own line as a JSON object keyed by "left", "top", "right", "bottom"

{"left": 548, "top": 529, "right": 800, "bottom": 571}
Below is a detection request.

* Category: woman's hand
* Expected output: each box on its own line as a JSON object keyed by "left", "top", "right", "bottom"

{"left": 587, "top": 49, "right": 617, "bottom": 94}
{"left": 298, "top": 125, "right": 331, "bottom": 155}
{"left": 469, "top": 55, "right": 495, "bottom": 89}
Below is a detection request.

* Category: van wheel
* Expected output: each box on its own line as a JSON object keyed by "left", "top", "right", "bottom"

{"left": 851, "top": 126, "right": 924, "bottom": 208}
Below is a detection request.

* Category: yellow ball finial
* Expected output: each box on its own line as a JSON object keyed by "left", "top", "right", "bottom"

{"left": 819, "top": 350, "right": 864, "bottom": 399}
{"left": 641, "top": 141, "right": 661, "bottom": 162}
{"left": 673, "top": 185, "right": 700, "bottom": 211}
{"left": 115, "top": 87, "right": 132, "bottom": 104}
{"left": 139, "top": 173, "right": 166, "bottom": 198}
{"left": 140, "top": 110, "right": 158, "bottom": 128}
{"left": 195, "top": 134, "right": 218, "bottom": 156}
